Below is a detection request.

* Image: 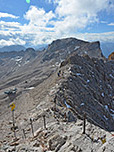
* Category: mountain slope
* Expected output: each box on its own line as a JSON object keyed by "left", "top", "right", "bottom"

{"left": 0, "top": 38, "right": 114, "bottom": 152}
{"left": 58, "top": 54, "right": 114, "bottom": 131}
{"left": 0, "top": 48, "right": 38, "bottom": 80}
{"left": 43, "top": 38, "right": 105, "bottom": 62}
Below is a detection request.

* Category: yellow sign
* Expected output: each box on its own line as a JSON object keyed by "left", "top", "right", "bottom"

{"left": 10, "top": 103, "right": 15, "bottom": 111}
{"left": 101, "top": 138, "right": 106, "bottom": 144}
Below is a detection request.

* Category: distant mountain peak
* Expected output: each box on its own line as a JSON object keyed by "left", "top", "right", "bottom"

{"left": 0, "top": 45, "right": 26, "bottom": 52}
{"left": 43, "top": 37, "right": 105, "bottom": 62}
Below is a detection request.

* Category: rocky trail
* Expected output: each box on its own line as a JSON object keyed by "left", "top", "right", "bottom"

{"left": 0, "top": 56, "right": 114, "bottom": 152}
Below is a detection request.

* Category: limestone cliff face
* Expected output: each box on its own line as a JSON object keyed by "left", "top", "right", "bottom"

{"left": 59, "top": 54, "right": 114, "bottom": 131}
{"left": 43, "top": 38, "right": 105, "bottom": 62}
{"left": 108, "top": 52, "right": 114, "bottom": 60}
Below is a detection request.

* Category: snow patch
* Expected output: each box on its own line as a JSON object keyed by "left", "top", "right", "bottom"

{"left": 68, "top": 67, "right": 71, "bottom": 71}
{"left": 15, "top": 57, "right": 23, "bottom": 62}
{"left": 109, "top": 74, "right": 114, "bottom": 79}
{"left": 55, "top": 62, "right": 60, "bottom": 66}
{"left": 105, "top": 105, "right": 109, "bottom": 111}
{"left": 80, "top": 103, "right": 85, "bottom": 106}
{"left": 24, "top": 60, "right": 30, "bottom": 64}
{"left": 74, "top": 46, "right": 80, "bottom": 50}
{"left": 84, "top": 51, "right": 87, "bottom": 54}
{"left": 28, "top": 87, "right": 34, "bottom": 90}
{"left": 101, "top": 93, "right": 104, "bottom": 97}
{"left": 70, "top": 79, "right": 72, "bottom": 82}
{"left": 87, "top": 80, "right": 90, "bottom": 83}
{"left": 110, "top": 109, "right": 114, "bottom": 113}
{"left": 67, "top": 67, "right": 72, "bottom": 74}
{"left": 104, "top": 115, "right": 108, "bottom": 120}
{"left": 64, "top": 100, "right": 71, "bottom": 108}
{"left": 16, "top": 62, "right": 21, "bottom": 67}
{"left": 107, "top": 84, "right": 112, "bottom": 89}
{"left": 76, "top": 73, "right": 81, "bottom": 76}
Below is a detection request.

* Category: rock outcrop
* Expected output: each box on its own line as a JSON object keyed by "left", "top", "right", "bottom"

{"left": 108, "top": 52, "right": 114, "bottom": 60}
{"left": 57, "top": 54, "right": 114, "bottom": 131}
{"left": 43, "top": 38, "right": 105, "bottom": 62}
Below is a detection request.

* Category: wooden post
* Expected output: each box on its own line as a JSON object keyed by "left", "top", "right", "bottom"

{"left": 103, "top": 71, "right": 106, "bottom": 81}
{"left": 54, "top": 95, "right": 57, "bottom": 111}
{"left": 83, "top": 113, "right": 86, "bottom": 134}
{"left": 22, "top": 129, "right": 26, "bottom": 139}
{"left": 43, "top": 115, "right": 46, "bottom": 129}
{"left": 12, "top": 110, "right": 17, "bottom": 140}
{"left": 30, "top": 118, "right": 34, "bottom": 137}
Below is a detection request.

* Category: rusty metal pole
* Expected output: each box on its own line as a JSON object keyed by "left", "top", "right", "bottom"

{"left": 83, "top": 113, "right": 86, "bottom": 134}
{"left": 43, "top": 115, "right": 46, "bottom": 130}
{"left": 30, "top": 118, "right": 34, "bottom": 137}
{"left": 54, "top": 95, "right": 57, "bottom": 111}
{"left": 22, "top": 129, "right": 26, "bottom": 139}
{"left": 12, "top": 109, "right": 17, "bottom": 140}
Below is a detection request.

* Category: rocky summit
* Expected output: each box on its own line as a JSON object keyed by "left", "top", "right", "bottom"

{"left": 0, "top": 38, "right": 114, "bottom": 152}
{"left": 42, "top": 38, "right": 105, "bottom": 62}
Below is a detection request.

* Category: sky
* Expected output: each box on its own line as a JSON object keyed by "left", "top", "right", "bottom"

{"left": 0, "top": 0, "right": 114, "bottom": 48}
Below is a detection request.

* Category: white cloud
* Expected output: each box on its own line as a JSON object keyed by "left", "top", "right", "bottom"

{"left": 74, "top": 32, "right": 114, "bottom": 43}
{"left": 0, "top": 39, "right": 14, "bottom": 47}
{"left": 52, "top": 0, "right": 109, "bottom": 34}
{"left": 0, "top": 38, "right": 26, "bottom": 47}
{"left": 18, "top": 5, "right": 55, "bottom": 46}
{"left": 101, "top": 21, "right": 107, "bottom": 24}
{"left": 0, "top": 1, "right": 114, "bottom": 47}
{"left": 0, "top": 12, "right": 19, "bottom": 19}
{"left": 108, "top": 22, "right": 114, "bottom": 26}
{"left": 24, "top": 6, "right": 55, "bottom": 27}
{"left": 0, "top": 21, "right": 21, "bottom": 32}
{"left": 106, "top": 0, "right": 114, "bottom": 12}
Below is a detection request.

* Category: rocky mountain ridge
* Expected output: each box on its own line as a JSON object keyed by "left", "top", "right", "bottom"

{"left": 0, "top": 38, "right": 114, "bottom": 152}
{"left": 43, "top": 38, "right": 105, "bottom": 62}
{"left": 0, "top": 48, "right": 38, "bottom": 80}
{"left": 59, "top": 54, "right": 114, "bottom": 131}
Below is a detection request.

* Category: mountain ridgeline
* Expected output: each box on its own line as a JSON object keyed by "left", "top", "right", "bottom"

{"left": 0, "top": 38, "right": 114, "bottom": 152}
{"left": 0, "top": 45, "right": 26, "bottom": 52}
{"left": 42, "top": 38, "right": 105, "bottom": 62}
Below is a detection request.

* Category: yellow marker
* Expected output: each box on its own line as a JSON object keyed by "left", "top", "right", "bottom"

{"left": 100, "top": 137, "right": 106, "bottom": 144}
{"left": 101, "top": 138, "right": 106, "bottom": 144}
{"left": 10, "top": 103, "right": 15, "bottom": 111}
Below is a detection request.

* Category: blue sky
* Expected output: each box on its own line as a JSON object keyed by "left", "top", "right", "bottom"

{"left": 0, "top": 0, "right": 114, "bottom": 48}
